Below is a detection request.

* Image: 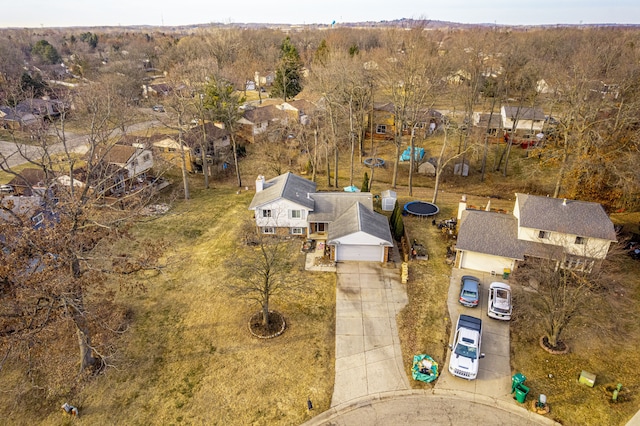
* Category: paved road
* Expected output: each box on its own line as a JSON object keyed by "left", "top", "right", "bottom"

{"left": 306, "top": 390, "right": 558, "bottom": 426}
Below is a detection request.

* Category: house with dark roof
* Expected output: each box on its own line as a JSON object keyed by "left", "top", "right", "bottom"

{"left": 500, "top": 105, "right": 546, "bottom": 135}
{"left": 455, "top": 193, "right": 617, "bottom": 274}
{"left": 238, "top": 104, "right": 289, "bottom": 142}
{"left": 248, "top": 172, "right": 393, "bottom": 262}
{"left": 280, "top": 99, "right": 317, "bottom": 125}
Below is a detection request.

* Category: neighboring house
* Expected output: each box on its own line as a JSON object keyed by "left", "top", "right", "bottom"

{"left": 500, "top": 105, "right": 546, "bottom": 136}
{"left": 142, "top": 83, "right": 172, "bottom": 98}
{"left": 7, "top": 168, "right": 49, "bottom": 196}
{"left": 92, "top": 144, "right": 153, "bottom": 194}
{"left": 254, "top": 71, "right": 275, "bottom": 88}
{"left": 455, "top": 193, "right": 617, "bottom": 274}
{"left": 16, "top": 98, "right": 66, "bottom": 119}
{"left": 366, "top": 102, "right": 395, "bottom": 140}
{"left": 365, "top": 102, "right": 442, "bottom": 140}
{"left": 150, "top": 135, "right": 195, "bottom": 173}
{"left": 280, "top": 99, "right": 317, "bottom": 125}
{"left": 238, "top": 105, "right": 288, "bottom": 142}
{"left": 0, "top": 106, "right": 39, "bottom": 129}
{"left": 248, "top": 172, "right": 394, "bottom": 262}
{"left": 472, "top": 111, "right": 502, "bottom": 138}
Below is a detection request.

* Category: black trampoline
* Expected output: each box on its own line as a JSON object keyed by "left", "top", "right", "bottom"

{"left": 404, "top": 201, "right": 440, "bottom": 217}
{"left": 363, "top": 157, "right": 385, "bottom": 167}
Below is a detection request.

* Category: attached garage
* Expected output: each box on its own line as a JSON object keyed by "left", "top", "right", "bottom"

{"left": 457, "top": 250, "right": 515, "bottom": 275}
{"left": 328, "top": 202, "right": 394, "bottom": 263}
{"left": 336, "top": 244, "right": 385, "bottom": 262}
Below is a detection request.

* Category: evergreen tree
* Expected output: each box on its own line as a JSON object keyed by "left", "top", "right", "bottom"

{"left": 31, "top": 40, "right": 61, "bottom": 64}
{"left": 271, "top": 36, "right": 303, "bottom": 101}
{"left": 361, "top": 172, "right": 369, "bottom": 192}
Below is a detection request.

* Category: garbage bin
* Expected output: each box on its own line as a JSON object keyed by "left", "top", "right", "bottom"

{"left": 502, "top": 268, "right": 511, "bottom": 279}
{"left": 514, "top": 384, "right": 530, "bottom": 403}
{"left": 511, "top": 373, "right": 526, "bottom": 393}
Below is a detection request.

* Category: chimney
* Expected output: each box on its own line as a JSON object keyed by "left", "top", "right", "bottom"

{"left": 562, "top": 198, "right": 567, "bottom": 206}
{"left": 256, "top": 175, "right": 265, "bottom": 192}
{"left": 457, "top": 194, "right": 467, "bottom": 220}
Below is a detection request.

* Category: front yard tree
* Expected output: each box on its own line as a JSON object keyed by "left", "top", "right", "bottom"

{"left": 271, "top": 36, "right": 303, "bottom": 101}
{"left": 232, "top": 222, "right": 301, "bottom": 333}
{"left": 204, "top": 76, "right": 245, "bottom": 187}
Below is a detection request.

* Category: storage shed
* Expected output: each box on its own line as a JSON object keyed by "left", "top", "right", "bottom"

{"left": 381, "top": 189, "right": 397, "bottom": 211}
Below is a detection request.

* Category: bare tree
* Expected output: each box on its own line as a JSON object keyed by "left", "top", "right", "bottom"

{"left": 230, "top": 221, "right": 302, "bottom": 329}
{"left": 0, "top": 82, "right": 164, "bottom": 394}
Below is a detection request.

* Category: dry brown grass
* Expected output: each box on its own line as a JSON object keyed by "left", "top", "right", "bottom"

{"left": 5, "top": 174, "right": 335, "bottom": 425}
{"left": 2, "top": 133, "right": 639, "bottom": 425}
{"left": 510, "top": 232, "right": 640, "bottom": 425}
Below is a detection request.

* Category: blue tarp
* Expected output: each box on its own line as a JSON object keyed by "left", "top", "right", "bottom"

{"left": 411, "top": 354, "right": 439, "bottom": 383}
{"left": 343, "top": 185, "right": 361, "bottom": 192}
{"left": 400, "top": 147, "right": 425, "bottom": 162}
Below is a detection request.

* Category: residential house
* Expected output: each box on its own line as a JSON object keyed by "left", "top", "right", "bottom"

{"left": 500, "top": 105, "right": 546, "bottom": 136}
{"left": 280, "top": 99, "right": 317, "bottom": 125}
{"left": 455, "top": 193, "right": 617, "bottom": 274}
{"left": 147, "top": 134, "right": 195, "bottom": 173}
{"left": 366, "top": 102, "right": 395, "bottom": 140}
{"left": 0, "top": 106, "right": 39, "bottom": 129}
{"left": 248, "top": 172, "right": 393, "bottom": 262}
{"left": 254, "top": 71, "right": 275, "bottom": 88}
{"left": 17, "top": 98, "right": 66, "bottom": 119}
{"left": 183, "top": 123, "right": 231, "bottom": 171}
{"left": 92, "top": 144, "right": 153, "bottom": 195}
{"left": 7, "top": 168, "right": 49, "bottom": 196}
{"left": 472, "top": 111, "right": 503, "bottom": 140}
{"left": 238, "top": 105, "right": 288, "bottom": 142}
{"left": 365, "top": 102, "right": 443, "bottom": 140}
{"left": 142, "top": 83, "right": 172, "bottom": 98}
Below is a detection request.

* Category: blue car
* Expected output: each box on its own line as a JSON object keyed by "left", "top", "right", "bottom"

{"left": 459, "top": 275, "right": 480, "bottom": 307}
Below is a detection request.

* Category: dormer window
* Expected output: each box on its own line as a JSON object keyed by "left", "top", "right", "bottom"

{"left": 538, "top": 230, "right": 550, "bottom": 239}
{"left": 575, "top": 236, "right": 586, "bottom": 245}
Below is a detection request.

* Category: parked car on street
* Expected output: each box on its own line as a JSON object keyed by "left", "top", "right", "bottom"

{"left": 488, "top": 282, "right": 512, "bottom": 320}
{"left": 459, "top": 275, "right": 480, "bottom": 307}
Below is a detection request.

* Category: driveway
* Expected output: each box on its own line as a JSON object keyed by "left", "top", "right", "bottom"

{"left": 331, "top": 259, "right": 410, "bottom": 407}
{"left": 435, "top": 268, "right": 513, "bottom": 400}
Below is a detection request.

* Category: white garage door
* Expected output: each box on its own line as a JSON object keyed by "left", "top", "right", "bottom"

{"left": 336, "top": 245, "right": 382, "bottom": 262}
{"left": 461, "top": 252, "right": 512, "bottom": 274}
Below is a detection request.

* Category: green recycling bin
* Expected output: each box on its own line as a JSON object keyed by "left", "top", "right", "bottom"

{"left": 514, "top": 384, "right": 530, "bottom": 403}
{"left": 511, "top": 373, "right": 526, "bottom": 393}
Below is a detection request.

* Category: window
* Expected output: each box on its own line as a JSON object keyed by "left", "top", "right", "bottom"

{"left": 538, "top": 230, "right": 550, "bottom": 239}
{"left": 575, "top": 236, "right": 586, "bottom": 245}
{"left": 290, "top": 209, "right": 302, "bottom": 219}
{"left": 262, "top": 209, "right": 272, "bottom": 218}
{"left": 290, "top": 227, "right": 304, "bottom": 235}
{"left": 32, "top": 212, "right": 44, "bottom": 226}
{"left": 376, "top": 124, "right": 387, "bottom": 134}
{"left": 262, "top": 227, "right": 275, "bottom": 234}
{"left": 316, "top": 223, "right": 326, "bottom": 233}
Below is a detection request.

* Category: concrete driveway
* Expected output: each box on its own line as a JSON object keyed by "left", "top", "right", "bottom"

{"left": 435, "top": 268, "right": 513, "bottom": 400}
{"left": 331, "top": 260, "right": 410, "bottom": 407}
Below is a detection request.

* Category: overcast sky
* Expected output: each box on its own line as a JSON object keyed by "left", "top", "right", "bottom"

{"left": 1, "top": 0, "right": 638, "bottom": 28}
